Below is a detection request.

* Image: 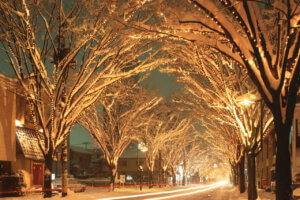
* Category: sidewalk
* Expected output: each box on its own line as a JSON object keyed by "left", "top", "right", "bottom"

{"left": 227, "top": 187, "right": 275, "bottom": 200}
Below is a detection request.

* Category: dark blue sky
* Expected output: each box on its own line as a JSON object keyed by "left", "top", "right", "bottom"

{"left": 70, "top": 68, "right": 182, "bottom": 149}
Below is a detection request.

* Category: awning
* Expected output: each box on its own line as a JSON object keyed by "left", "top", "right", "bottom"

{"left": 16, "top": 127, "right": 44, "bottom": 161}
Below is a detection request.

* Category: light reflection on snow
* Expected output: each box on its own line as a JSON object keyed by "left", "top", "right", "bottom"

{"left": 97, "top": 181, "right": 228, "bottom": 200}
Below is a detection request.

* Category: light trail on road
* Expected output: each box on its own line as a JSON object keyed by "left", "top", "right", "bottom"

{"left": 97, "top": 181, "right": 228, "bottom": 200}
{"left": 144, "top": 181, "right": 227, "bottom": 200}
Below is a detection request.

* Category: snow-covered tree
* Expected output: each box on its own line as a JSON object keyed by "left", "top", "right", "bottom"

{"left": 162, "top": 44, "right": 276, "bottom": 198}
{"left": 77, "top": 80, "right": 162, "bottom": 191}
{"left": 136, "top": 101, "right": 192, "bottom": 187}
{"left": 162, "top": 136, "right": 185, "bottom": 186}
{"left": 179, "top": 134, "right": 205, "bottom": 186}
{"left": 172, "top": 88, "right": 245, "bottom": 191}
{"left": 134, "top": 1, "right": 299, "bottom": 198}
{"left": 0, "top": 0, "right": 164, "bottom": 197}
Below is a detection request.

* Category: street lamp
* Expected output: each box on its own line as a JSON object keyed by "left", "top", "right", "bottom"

{"left": 236, "top": 92, "right": 264, "bottom": 195}
{"left": 236, "top": 92, "right": 264, "bottom": 152}
{"left": 137, "top": 143, "right": 148, "bottom": 191}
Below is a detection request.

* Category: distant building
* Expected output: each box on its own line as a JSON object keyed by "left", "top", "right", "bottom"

{"left": 90, "top": 143, "right": 149, "bottom": 183}
{"left": 69, "top": 146, "right": 102, "bottom": 178}
{"left": 118, "top": 144, "right": 148, "bottom": 182}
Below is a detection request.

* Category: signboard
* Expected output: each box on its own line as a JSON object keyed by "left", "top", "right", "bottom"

{"left": 120, "top": 175, "right": 125, "bottom": 184}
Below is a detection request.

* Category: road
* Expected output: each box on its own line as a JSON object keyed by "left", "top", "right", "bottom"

{"left": 97, "top": 181, "right": 231, "bottom": 200}
{"left": 2, "top": 181, "right": 235, "bottom": 200}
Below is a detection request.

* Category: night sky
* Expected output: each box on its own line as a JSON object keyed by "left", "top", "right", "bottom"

{"left": 70, "top": 68, "right": 182, "bottom": 149}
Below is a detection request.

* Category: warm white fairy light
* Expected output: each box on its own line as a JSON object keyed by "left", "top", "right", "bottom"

{"left": 249, "top": 59, "right": 255, "bottom": 66}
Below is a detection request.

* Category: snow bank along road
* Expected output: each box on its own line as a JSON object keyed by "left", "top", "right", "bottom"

{"left": 97, "top": 181, "right": 228, "bottom": 200}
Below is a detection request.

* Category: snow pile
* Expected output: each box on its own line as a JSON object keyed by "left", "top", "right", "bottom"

{"left": 226, "top": 187, "right": 275, "bottom": 200}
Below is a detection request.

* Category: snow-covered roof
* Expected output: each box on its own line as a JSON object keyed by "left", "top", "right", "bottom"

{"left": 120, "top": 146, "right": 146, "bottom": 158}
{"left": 70, "top": 145, "right": 100, "bottom": 155}
{"left": 16, "top": 127, "right": 44, "bottom": 161}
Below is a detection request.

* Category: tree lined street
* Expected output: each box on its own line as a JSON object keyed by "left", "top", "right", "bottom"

{"left": 2, "top": 183, "right": 276, "bottom": 200}
{"left": 0, "top": 0, "right": 298, "bottom": 200}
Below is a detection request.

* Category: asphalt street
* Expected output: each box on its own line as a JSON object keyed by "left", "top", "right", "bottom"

{"left": 96, "top": 182, "right": 231, "bottom": 200}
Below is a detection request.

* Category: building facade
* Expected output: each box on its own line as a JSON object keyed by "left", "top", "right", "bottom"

{"left": 256, "top": 95, "right": 300, "bottom": 190}
{"left": 0, "top": 74, "right": 45, "bottom": 192}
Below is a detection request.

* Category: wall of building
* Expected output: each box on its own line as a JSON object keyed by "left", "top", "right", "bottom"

{"left": 11, "top": 154, "right": 32, "bottom": 189}
{"left": 0, "top": 79, "right": 16, "bottom": 162}
{"left": 69, "top": 149, "right": 92, "bottom": 177}
{"left": 117, "top": 157, "right": 148, "bottom": 179}
{"left": 292, "top": 103, "right": 300, "bottom": 181}
{"left": 256, "top": 131, "right": 276, "bottom": 189}
{"left": 257, "top": 102, "right": 300, "bottom": 189}
{"left": 10, "top": 154, "right": 44, "bottom": 189}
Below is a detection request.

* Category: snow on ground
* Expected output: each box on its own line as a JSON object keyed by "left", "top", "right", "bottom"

{"left": 2, "top": 185, "right": 275, "bottom": 200}
{"left": 227, "top": 187, "right": 275, "bottom": 200}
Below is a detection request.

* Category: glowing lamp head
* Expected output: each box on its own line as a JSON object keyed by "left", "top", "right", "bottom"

{"left": 15, "top": 120, "right": 23, "bottom": 127}
{"left": 140, "top": 146, "right": 148, "bottom": 152}
{"left": 238, "top": 99, "right": 255, "bottom": 106}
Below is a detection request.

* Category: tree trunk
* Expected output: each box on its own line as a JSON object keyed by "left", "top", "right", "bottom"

{"left": 162, "top": 169, "right": 166, "bottom": 186}
{"left": 239, "top": 154, "right": 245, "bottom": 193}
{"left": 109, "top": 164, "right": 117, "bottom": 192}
{"left": 247, "top": 153, "right": 257, "bottom": 200}
{"left": 182, "top": 157, "right": 186, "bottom": 186}
{"left": 149, "top": 170, "right": 154, "bottom": 188}
{"left": 231, "top": 164, "right": 237, "bottom": 186}
{"left": 61, "top": 139, "right": 68, "bottom": 197}
{"left": 172, "top": 168, "right": 176, "bottom": 186}
{"left": 43, "top": 152, "right": 53, "bottom": 198}
{"left": 275, "top": 123, "right": 292, "bottom": 200}
{"left": 158, "top": 152, "right": 162, "bottom": 187}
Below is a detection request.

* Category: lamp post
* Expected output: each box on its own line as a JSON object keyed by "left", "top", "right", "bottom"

{"left": 137, "top": 143, "right": 140, "bottom": 190}
{"left": 236, "top": 93, "right": 264, "bottom": 200}
{"left": 137, "top": 143, "right": 148, "bottom": 191}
